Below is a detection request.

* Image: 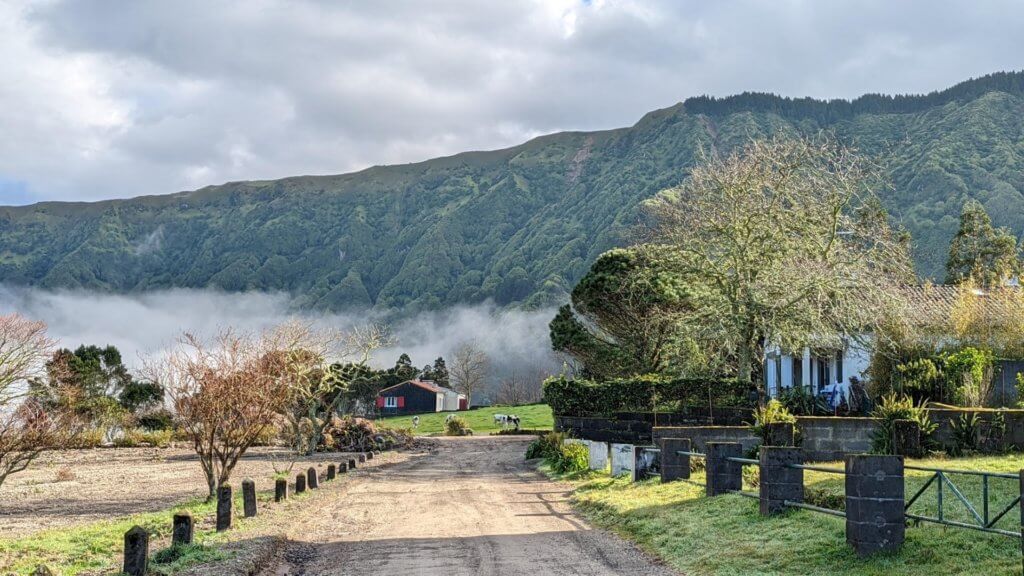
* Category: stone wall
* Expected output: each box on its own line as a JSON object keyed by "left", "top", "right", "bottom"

{"left": 797, "top": 416, "right": 877, "bottom": 460}
{"left": 554, "top": 406, "right": 749, "bottom": 444}
{"left": 652, "top": 426, "right": 760, "bottom": 454}
{"left": 561, "top": 407, "right": 1024, "bottom": 458}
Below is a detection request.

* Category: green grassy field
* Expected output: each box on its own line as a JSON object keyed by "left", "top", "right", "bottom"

{"left": 555, "top": 453, "right": 1024, "bottom": 576}
{"left": 374, "top": 404, "right": 553, "bottom": 435}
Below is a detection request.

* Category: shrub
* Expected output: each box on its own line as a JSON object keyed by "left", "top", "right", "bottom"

{"left": 551, "top": 442, "right": 589, "bottom": 474}
{"left": 949, "top": 412, "right": 981, "bottom": 456}
{"left": 444, "top": 416, "right": 473, "bottom": 436}
{"left": 776, "top": 386, "right": 830, "bottom": 416}
{"left": 542, "top": 374, "right": 753, "bottom": 416}
{"left": 944, "top": 347, "right": 994, "bottom": 406}
{"left": 322, "top": 416, "right": 412, "bottom": 451}
{"left": 526, "top": 431, "right": 565, "bottom": 460}
{"left": 122, "top": 428, "right": 174, "bottom": 447}
{"left": 749, "top": 400, "right": 796, "bottom": 446}
{"left": 870, "top": 393, "right": 937, "bottom": 454}
{"left": 136, "top": 408, "right": 175, "bottom": 431}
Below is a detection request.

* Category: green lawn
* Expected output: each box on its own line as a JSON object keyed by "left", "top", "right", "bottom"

{"left": 374, "top": 404, "right": 553, "bottom": 435}
{"left": 556, "top": 453, "right": 1024, "bottom": 576}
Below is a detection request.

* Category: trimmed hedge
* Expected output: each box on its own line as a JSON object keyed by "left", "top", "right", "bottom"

{"left": 543, "top": 374, "right": 755, "bottom": 417}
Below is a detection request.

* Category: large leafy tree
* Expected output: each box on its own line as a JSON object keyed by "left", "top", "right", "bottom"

{"left": 31, "top": 344, "right": 157, "bottom": 424}
{"left": 945, "top": 199, "right": 1019, "bottom": 287}
{"left": 550, "top": 246, "right": 696, "bottom": 380}
{"left": 643, "top": 137, "right": 913, "bottom": 393}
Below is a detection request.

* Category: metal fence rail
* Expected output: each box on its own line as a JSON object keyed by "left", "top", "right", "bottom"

{"left": 904, "top": 466, "right": 1021, "bottom": 539}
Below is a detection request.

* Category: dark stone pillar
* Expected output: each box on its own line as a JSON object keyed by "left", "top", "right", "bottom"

{"left": 759, "top": 446, "right": 803, "bottom": 516}
{"left": 358, "top": 454, "right": 367, "bottom": 464}
{"left": 892, "top": 419, "right": 921, "bottom": 457}
{"left": 242, "top": 479, "right": 257, "bottom": 517}
{"left": 706, "top": 442, "right": 743, "bottom": 496}
{"left": 295, "top": 473, "right": 306, "bottom": 494}
{"left": 845, "top": 454, "right": 904, "bottom": 557}
{"left": 172, "top": 512, "right": 194, "bottom": 546}
{"left": 339, "top": 462, "right": 348, "bottom": 474}
{"left": 216, "top": 485, "right": 232, "bottom": 531}
{"left": 307, "top": 467, "right": 319, "bottom": 489}
{"left": 349, "top": 458, "right": 357, "bottom": 470}
{"left": 275, "top": 478, "right": 288, "bottom": 502}
{"left": 766, "top": 422, "right": 796, "bottom": 447}
{"left": 327, "top": 464, "right": 336, "bottom": 480}
{"left": 122, "top": 525, "right": 148, "bottom": 576}
{"left": 366, "top": 451, "right": 374, "bottom": 460}
{"left": 659, "top": 438, "right": 691, "bottom": 482}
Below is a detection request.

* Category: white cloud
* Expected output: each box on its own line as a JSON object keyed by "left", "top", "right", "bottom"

{"left": 0, "top": 285, "right": 562, "bottom": 393}
{"left": 0, "top": 0, "right": 1023, "bottom": 204}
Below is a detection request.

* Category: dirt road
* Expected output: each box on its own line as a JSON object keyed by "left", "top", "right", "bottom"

{"left": 262, "top": 436, "right": 677, "bottom": 576}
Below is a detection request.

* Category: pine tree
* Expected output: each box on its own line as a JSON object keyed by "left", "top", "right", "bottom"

{"left": 945, "top": 200, "right": 1020, "bottom": 287}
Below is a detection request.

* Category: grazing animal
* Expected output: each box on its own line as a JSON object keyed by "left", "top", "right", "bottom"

{"left": 493, "top": 414, "right": 509, "bottom": 428}
{"left": 509, "top": 415, "right": 521, "bottom": 430}
{"left": 412, "top": 416, "right": 420, "bottom": 429}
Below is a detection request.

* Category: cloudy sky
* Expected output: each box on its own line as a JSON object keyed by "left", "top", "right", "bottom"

{"left": 1, "top": 0, "right": 1022, "bottom": 205}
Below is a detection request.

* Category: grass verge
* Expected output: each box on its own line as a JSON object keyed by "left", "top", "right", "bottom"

{"left": 374, "top": 403, "right": 553, "bottom": 435}
{"left": 550, "top": 453, "right": 1024, "bottom": 575}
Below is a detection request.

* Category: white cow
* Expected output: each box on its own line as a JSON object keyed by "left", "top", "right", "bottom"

{"left": 412, "top": 416, "right": 420, "bottom": 429}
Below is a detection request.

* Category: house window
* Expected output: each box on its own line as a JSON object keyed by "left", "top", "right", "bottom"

{"left": 384, "top": 396, "right": 398, "bottom": 408}
{"left": 792, "top": 357, "right": 802, "bottom": 388}
{"left": 836, "top": 352, "right": 844, "bottom": 383}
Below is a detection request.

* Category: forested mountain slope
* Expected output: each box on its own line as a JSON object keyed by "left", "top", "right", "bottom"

{"left": 3, "top": 72, "right": 1024, "bottom": 313}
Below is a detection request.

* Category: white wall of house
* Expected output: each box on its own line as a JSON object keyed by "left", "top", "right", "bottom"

{"left": 765, "top": 337, "right": 871, "bottom": 406}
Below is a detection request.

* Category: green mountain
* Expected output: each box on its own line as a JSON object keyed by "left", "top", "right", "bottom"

{"left": 3, "top": 72, "right": 1024, "bottom": 313}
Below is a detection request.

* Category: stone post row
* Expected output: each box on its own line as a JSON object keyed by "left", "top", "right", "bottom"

{"left": 339, "top": 462, "right": 348, "bottom": 473}
{"left": 349, "top": 458, "right": 357, "bottom": 470}
{"left": 275, "top": 478, "right": 288, "bottom": 502}
{"left": 845, "top": 454, "right": 904, "bottom": 557}
{"left": 659, "top": 438, "right": 691, "bottom": 482}
{"left": 295, "top": 473, "right": 306, "bottom": 494}
{"left": 327, "top": 464, "right": 336, "bottom": 480}
{"left": 705, "top": 442, "right": 742, "bottom": 496}
{"left": 308, "top": 467, "right": 319, "bottom": 489}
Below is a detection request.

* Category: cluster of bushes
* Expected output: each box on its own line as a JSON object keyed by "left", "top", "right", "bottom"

{"left": 525, "top": 432, "right": 589, "bottom": 474}
{"left": 871, "top": 346, "right": 997, "bottom": 407}
{"left": 321, "top": 416, "right": 413, "bottom": 451}
{"left": 444, "top": 416, "right": 473, "bottom": 436}
{"left": 543, "top": 374, "right": 755, "bottom": 416}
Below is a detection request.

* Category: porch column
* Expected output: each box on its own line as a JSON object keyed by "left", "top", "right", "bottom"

{"left": 801, "top": 349, "right": 812, "bottom": 389}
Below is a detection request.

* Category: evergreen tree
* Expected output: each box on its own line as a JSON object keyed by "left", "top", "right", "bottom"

{"left": 945, "top": 199, "right": 1020, "bottom": 287}
{"left": 430, "top": 357, "right": 450, "bottom": 388}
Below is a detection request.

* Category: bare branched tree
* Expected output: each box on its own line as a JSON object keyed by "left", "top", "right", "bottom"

{"left": 495, "top": 368, "right": 546, "bottom": 406}
{"left": 450, "top": 342, "right": 489, "bottom": 409}
{"left": 271, "top": 321, "right": 390, "bottom": 456}
{"left": 144, "top": 328, "right": 291, "bottom": 500}
{"left": 0, "top": 314, "right": 76, "bottom": 489}
{"left": 643, "top": 137, "right": 913, "bottom": 396}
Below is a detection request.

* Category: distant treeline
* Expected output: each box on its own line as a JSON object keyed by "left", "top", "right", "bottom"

{"left": 684, "top": 71, "right": 1024, "bottom": 123}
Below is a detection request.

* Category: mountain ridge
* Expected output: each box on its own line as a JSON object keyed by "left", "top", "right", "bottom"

{"left": 3, "top": 71, "right": 1024, "bottom": 313}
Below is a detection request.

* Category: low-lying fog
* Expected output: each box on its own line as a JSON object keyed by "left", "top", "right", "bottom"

{"left": 0, "top": 285, "right": 562, "bottom": 400}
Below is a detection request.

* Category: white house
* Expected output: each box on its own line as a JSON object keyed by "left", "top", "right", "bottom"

{"left": 764, "top": 284, "right": 1015, "bottom": 407}
{"left": 764, "top": 339, "right": 871, "bottom": 408}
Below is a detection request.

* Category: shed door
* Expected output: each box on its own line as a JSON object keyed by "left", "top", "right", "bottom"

{"left": 397, "top": 396, "right": 405, "bottom": 408}
{"left": 459, "top": 398, "right": 468, "bottom": 410}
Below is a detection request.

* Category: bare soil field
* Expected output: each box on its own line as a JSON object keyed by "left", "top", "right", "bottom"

{"left": 0, "top": 446, "right": 352, "bottom": 538}
{"left": 259, "top": 436, "right": 678, "bottom": 576}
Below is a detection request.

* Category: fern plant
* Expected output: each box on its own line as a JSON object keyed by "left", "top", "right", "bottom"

{"left": 869, "top": 393, "right": 937, "bottom": 454}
